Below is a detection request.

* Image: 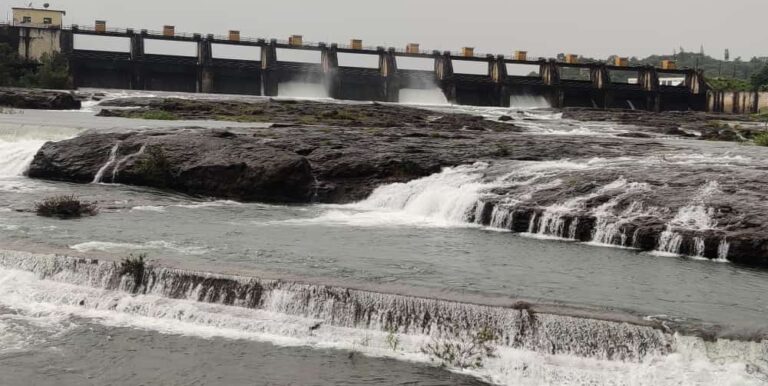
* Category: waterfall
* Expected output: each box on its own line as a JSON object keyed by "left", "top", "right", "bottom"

{"left": 92, "top": 143, "right": 120, "bottom": 184}
{"left": 1, "top": 249, "right": 765, "bottom": 385}
{"left": 654, "top": 182, "right": 720, "bottom": 256}
{"left": 717, "top": 239, "right": 731, "bottom": 262}
{"left": 346, "top": 165, "right": 733, "bottom": 262}
{"left": 355, "top": 163, "right": 491, "bottom": 225}
{"left": 0, "top": 249, "right": 675, "bottom": 363}
{"left": 0, "top": 139, "right": 45, "bottom": 177}
{"left": 111, "top": 144, "right": 147, "bottom": 182}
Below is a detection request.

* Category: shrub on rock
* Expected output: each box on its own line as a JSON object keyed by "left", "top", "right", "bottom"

{"left": 35, "top": 195, "right": 98, "bottom": 219}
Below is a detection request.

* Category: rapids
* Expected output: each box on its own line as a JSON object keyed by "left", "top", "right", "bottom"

{"left": 1, "top": 90, "right": 767, "bottom": 385}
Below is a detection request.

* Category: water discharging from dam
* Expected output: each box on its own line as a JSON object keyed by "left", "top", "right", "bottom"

{"left": 399, "top": 88, "right": 450, "bottom": 105}
{"left": 277, "top": 82, "right": 330, "bottom": 99}
{"left": 0, "top": 93, "right": 767, "bottom": 385}
{"left": 509, "top": 93, "right": 551, "bottom": 109}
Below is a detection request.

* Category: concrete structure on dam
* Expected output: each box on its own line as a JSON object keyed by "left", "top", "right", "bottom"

{"left": 1, "top": 20, "right": 711, "bottom": 111}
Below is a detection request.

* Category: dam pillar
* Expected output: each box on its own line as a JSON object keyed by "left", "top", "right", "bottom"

{"left": 590, "top": 64, "right": 612, "bottom": 108}
{"left": 540, "top": 59, "right": 562, "bottom": 107}
{"left": 685, "top": 70, "right": 709, "bottom": 111}
{"left": 129, "top": 30, "right": 146, "bottom": 90}
{"left": 197, "top": 35, "right": 214, "bottom": 94}
{"left": 321, "top": 43, "right": 341, "bottom": 99}
{"left": 261, "top": 40, "right": 279, "bottom": 97}
{"left": 638, "top": 66, "right": 660, "bottom": 111}
{"left": 435, "top": 51, "right": 456, "bottom": 104}
{"left": 489, "top": 55, "right": 510, "bottom": 107}
{"left": 60, "top": 29, "right": 75, "bottom": 87}
{"left": 378, "top": 47, "right": 399, "bottom": 102}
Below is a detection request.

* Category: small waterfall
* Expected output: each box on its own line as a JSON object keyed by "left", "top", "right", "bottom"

{"left": 488, "top": 206, "right": 513, "bottom": 230}
{"left": 92, "top": 143, "right": 120, "bottom": 184}
{"left": 356, "top": 163, "right": 491, "bottom": 225}
{"left": 654, "top": 182, "right": 720, "bottom": 256}
{"left": 111, "top": 144, "right": 147, "bottom": 182}
{"left": 717, "top": 239, "right": 730, "bottom": 262}
{"left": 656, "top": 231, "right": 684, "bottom": 255}
{"left": 0, "top": 250, "right": 676, "bottom": 363}
{"left": 627, "top": 100, "right": 636, "bottom": 110}
{"left": 0, "top": 140, "right": 45, "bottom": 177}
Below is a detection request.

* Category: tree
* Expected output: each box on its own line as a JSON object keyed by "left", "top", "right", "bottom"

{"left": 36, "top": 52, "right": 71, "bottom": 89}
{"left": 751, "top": 65, "right": 768, "bottom": 91}
{"left": 21, "top": 52, "right": 71, "bottom": 89}
{"left": 0, "top": 43, "right": 24, "bottom": 86}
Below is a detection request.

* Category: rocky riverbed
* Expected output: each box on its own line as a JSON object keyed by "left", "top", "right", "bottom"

{"left": 0, "top": 88, "right": 81, "bottom": 110}
{"left": 22, "top": 96, "right": 768, "bottom": 266}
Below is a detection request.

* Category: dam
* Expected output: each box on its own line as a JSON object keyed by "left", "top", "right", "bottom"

{"left": 1, "top": 22, "right": 708, "bottom": 111}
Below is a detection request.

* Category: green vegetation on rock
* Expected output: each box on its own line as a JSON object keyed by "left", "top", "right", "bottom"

{"left": 135, "top": 145, "right": 173, "bottom": 186}
{"left": 140, "top": 110, "right": 178, "bottom": 120}
{"left": 753, "top": 132, "right": 768, "bottom": 147}
{"left": 35, "top": 195, "right": 98, "bottom": 219}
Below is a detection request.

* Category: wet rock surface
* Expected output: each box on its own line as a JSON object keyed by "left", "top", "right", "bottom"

{"left": 26, "top": 98, "right": 768, "bottom": 265}
{"left": 562, "top": 107, "right": 766, "bottom": 141}
{"left": 0, "top": 88, "right": 81, "bottom": 110}
{"left": 31, "top": 99, "right": 679, "bottom": 204}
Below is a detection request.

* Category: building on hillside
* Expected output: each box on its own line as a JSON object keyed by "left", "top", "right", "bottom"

{"left": 12, "top": 5, "right": 66, "bottom": 28}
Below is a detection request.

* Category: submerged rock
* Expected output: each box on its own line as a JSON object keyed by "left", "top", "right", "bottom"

{"left": 0, "top": 88, "right": 81, "bottom": 110}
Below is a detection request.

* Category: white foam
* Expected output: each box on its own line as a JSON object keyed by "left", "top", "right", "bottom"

{"left": 92, "top": 143, "right": 120, "bottom": 184}
{"left": 70, "top": 241, "right": 208, "bottom": 255}
{"left": 0, "top": 264, "right": 763, "bottom": 386}
{"left": 0, "top": 140, "right": 47, "bottom": 177}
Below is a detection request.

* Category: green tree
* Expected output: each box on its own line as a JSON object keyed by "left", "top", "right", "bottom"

{"left": 24, "top": 52, "right": 72, "bottom": 89}
{"left": 0, "top": 43, "right": 24, "bottom": 86}
{"left": 751, "top": 65, "right": 768, "bottom": 91}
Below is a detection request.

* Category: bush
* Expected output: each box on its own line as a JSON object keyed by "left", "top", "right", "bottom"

{"left": 754, "top": 132, "right": 768, "bottom": 146}
{"left": 18, "top": 52, "right": 72, "bottom": 89}
{"left": 421, "top": 326, "right": 498, "bottom": 369}
{"left": 117, "top": 253, "right": 147, "bottom": 292}
{"left": 134, "top": 145, "right": 172, "bottom": 186}
{"left": 35, "top": 195, "right": 98, "bottom": 219}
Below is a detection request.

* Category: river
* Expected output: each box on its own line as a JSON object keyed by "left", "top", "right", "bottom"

{"left": 0, "top": 90, "right": 766, "bottom": 385}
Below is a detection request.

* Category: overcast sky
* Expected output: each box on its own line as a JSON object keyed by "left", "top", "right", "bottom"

{"left": 4, "top": 0, "right": 766, "bottom": 61}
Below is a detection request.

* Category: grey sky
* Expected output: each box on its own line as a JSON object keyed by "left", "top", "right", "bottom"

{"left": 4, "top": 0, "right": 767, "bottom": 61}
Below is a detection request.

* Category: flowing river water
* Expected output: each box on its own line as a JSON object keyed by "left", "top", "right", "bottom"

{"left": 0, "top": 90, "right": 767, "bottom": 385}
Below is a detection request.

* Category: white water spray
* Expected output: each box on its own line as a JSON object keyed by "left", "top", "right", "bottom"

{"left": 92, "top": 143, "right": 120, "bottom": 184}
{"left": 398, "top": 89, "right": 449, "bottom": 105}
{"left": 111, "top": 144, "right": 146, "bottom": 182}
{"left": 277, "top": 82, "right": 329, "bottom": 99}
{"left": 509, "top": 94, "right": 551, "bottom": 109}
